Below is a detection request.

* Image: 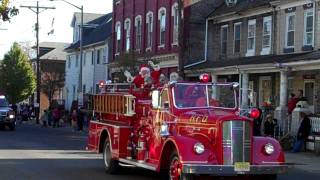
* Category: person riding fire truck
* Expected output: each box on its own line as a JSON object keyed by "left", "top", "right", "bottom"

{"left": 86, "top": 62, "right": 288, "bottom": 180}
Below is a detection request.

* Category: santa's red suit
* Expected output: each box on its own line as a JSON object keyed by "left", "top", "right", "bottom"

{"left": 132, "top": 74, "right": 145, "bottom": 88}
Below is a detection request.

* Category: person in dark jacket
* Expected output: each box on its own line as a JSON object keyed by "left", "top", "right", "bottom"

{"left": 77, "top": 107, "right": 85, "bottom": 131}
{"left": 264, "top": 114, "right": 276, "bottom": 137}
{"left": 253, "top": 108, "right": 263, "bottom": 136}
{"left": 292, "top": 111, "right": 311, "bottom": 152}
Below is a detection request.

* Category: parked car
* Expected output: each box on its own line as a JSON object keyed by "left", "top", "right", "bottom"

{"left": 0, "top": 95, "right": 16, "bottom": 131}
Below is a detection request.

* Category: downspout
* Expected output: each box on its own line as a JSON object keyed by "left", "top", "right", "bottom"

{"left": 313, "top": 1, "right": 316, "bottom": 49}
{"left": 184, "top": 18, "right": 209, "bottom": 69}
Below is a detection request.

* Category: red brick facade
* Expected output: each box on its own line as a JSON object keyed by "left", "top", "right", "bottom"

{"left": 112, "top": 0, "right": 179, "bottom": 73}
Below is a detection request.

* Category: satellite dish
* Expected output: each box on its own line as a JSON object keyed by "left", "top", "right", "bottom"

{"left": 225, "top": 0, "right": 238, "bottom": 7}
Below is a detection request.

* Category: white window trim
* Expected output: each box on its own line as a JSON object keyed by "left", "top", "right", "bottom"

{"left": 233, "top": 22, "right": 241, "bottom": 54}
{"left": 158, "top": 7, "right": 167, "bottom": 47}
{"left": 246, "top": 19, "right": 256, "bottom": 57}
{"left": 135, "top": 15, "right": 142, "bottom": 51}
{"left": 285, "top": 13, "right": 295, "bottom": 48}
{"left": 172, "top": 3, "right": 179, "bottom": 45}
{"left": 146, "top": 11, "right": 153, "bottom": 49}
{"left": 124, "top": 18, "right": 131, "bottom": 52}
{"left": 115, "top": 21, "right": 121, "bottom": 54}
{"left": 261, "top": 16, "right": 272, "bottom": 55}
{"left": 303, "top": 9, "right": 314, "bottom": 46}
{"left": 221, "top": 25, "right": 228, "bottom": 54}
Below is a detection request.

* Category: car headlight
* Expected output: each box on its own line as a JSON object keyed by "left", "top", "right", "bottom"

{"left": 264, "top": 143, "right": 275, "bottom": 155}
{"left": 194, "top": 143, "right": 205, "bottom": 154}
{"left": 9, "top": 114, "right": 15, "bottom": 119}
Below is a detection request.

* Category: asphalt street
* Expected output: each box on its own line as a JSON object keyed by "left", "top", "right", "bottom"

{"left": 0, "top": 123, "right": 319, "bottom": 180}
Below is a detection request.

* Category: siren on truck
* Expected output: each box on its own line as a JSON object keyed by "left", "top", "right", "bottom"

{"left": 199, "top": 73, "right": 211, "bottom": 83}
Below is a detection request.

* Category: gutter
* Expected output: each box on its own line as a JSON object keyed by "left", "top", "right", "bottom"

{"left": 184, "top": 18, "right": 208, "bottom": 69}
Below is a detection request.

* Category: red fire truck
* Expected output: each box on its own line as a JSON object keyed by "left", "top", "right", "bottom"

{"left": 86, "top": 74, "right": 288, "bottom": 180}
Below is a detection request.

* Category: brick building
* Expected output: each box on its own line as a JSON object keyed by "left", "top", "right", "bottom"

{"left": 185, "top": 0, "right": 320, "bottom": 133}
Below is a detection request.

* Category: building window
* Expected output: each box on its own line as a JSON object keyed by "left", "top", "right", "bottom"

{"left": 103, "top": 45, "right": 108, "bottom": 64}
{"left": 135, "top": 15, "right": 142, "bottom": 50}
{"left": 221, "top": 25, "right": 228, "bottom": 55}
{"left": 83, "top": 84, "right": 86, "bottom": 94}
{"left": 67, "top": 56, "right": 71, "bottom": 68}
{"left": 97, "top": 49, "right": 101, "bottom": 64}
{"left": 172, "top": 3, "right": 179, "bottom": 44}
{"left": 124, "top": 18, "right": 131, "bottom": 51}
{"left": 285, "top": 13, "right": 295, "bottom": 48}
{"left": 246, "top": 19, "right": 256, "bottom": 57}
{"left": 261, "top": 16, "right": 272, "bottom": 55}
{"left": 159, "top": 7, "right": 166, "bottom": 46}
{"left": 304, "top": 10, "right": 314, "bottom": 46}
{"left": 75, "top": 54, "right": 79, "bottom": 67}
{"left": 115, "top": 21, "right": 121, "bottom": 54}
{"left": 83, "top": 52, "right": 86, "bottom": 66}
{"left": 234, "top": 22, "right": 241, "bottom": 53}
{"left": 91, "top": 51, "right": 94, "bottom": 65}
{"left": 146, "top": 12, "right": 153, "bottom": 49}
{"left": 72, "top": 85, "right": 76, "bottom": 100}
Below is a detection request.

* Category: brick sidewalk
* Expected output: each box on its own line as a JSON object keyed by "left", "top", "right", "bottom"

{"left": 285, "top": 152, "right": 320, "bottom": 173}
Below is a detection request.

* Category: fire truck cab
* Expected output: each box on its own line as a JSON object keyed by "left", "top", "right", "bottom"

{"left": 86, "top": 78, "right": 288, "bottom": 180}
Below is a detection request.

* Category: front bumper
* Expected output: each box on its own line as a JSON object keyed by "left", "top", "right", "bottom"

{"left": 0, "top": 117, "right": 15, "bottom": 125}
{"left": 182, "top": 164, "right": 289, "bottom": 175}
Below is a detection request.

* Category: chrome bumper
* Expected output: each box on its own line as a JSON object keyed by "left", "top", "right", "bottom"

{"left": 182, "top": 164, "right": 289, "bottom": 175}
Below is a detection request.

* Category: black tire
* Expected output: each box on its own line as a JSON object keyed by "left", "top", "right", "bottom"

{"left": 103, "top": 138, "right": 119, "bottom": 174}
{"left": 169, "top": 152, "right": 194, "bottom": 180}
{"left": 8, "top": 123, "right": 15, "bottom": 131}
{"left": 253, "top": 174, "right": 277, "bottom": 180}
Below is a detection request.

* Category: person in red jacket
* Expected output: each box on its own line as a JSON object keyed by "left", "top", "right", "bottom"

{"left": 288, "top": 93, "right": 299, "bottom": 114}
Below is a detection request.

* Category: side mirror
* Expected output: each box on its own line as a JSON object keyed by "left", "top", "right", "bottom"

{"left": 152, "top": 90, "right": 160, "bottom": 109}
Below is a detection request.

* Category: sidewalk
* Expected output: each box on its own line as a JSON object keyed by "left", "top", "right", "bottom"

{"left": 285, "top": 152, "right": 320, "bottom": 173}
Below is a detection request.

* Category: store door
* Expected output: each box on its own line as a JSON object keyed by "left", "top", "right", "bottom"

{"left": 304, "top": 81, "right": 315, "bottom": 113}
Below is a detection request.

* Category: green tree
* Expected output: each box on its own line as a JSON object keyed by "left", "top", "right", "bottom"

{"left": 0, "top": 42, "right": 36, "bottom": 104}
{"left": 0, "top": 0, "right": 18, "bottom": 22}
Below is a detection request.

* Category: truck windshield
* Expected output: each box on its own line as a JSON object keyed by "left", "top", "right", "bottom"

{"left": 173, "top": 83, "right": 236, "bottom": 109}
{"left": 0, "top": 98, "right": 9, "bottom": 107}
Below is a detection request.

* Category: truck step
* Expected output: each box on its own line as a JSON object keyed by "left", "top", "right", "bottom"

{"left": 119, "top": 158, "right": 157, "bottom": 171}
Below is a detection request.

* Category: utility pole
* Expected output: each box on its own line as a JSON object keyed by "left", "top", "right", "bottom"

{"left": 177, "top": 0, "right": 185, "bottom": 79}
{"left": 21, "top": 1, "right": 55, "bottom": 124}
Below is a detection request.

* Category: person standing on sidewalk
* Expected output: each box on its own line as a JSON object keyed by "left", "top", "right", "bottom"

{"left": 71, "top": 109, "right": 78, "bottom": 131}
{"left": 77, "top": 107, "right": 84, "bottom": 131}
{"left": 292, "top": 111, "right": 311, "bottom": 152}
{"left": 52, "top": 107, "right": 61, "bottom": 128}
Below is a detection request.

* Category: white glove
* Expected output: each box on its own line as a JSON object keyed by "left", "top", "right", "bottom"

{"left": 124, "top": 70, "right": 134, "bottom": 83}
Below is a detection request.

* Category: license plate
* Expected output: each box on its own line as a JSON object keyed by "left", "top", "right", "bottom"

{"left": 234, "top": 162, "right": 250, "bottom": 172}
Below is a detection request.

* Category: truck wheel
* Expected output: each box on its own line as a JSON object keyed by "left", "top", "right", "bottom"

{"left": 169, "top": 152, "right": 194, "bottom": 180}
{"left": 103, "top": 138, "right": 119, "bottom": 174}
{"left": 253, "top": 174, "right": 277, "bottom": 180}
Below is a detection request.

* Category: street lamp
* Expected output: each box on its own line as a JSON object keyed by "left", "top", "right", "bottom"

{"left": 50, "top": 0, "right": 84, "bottom": 105}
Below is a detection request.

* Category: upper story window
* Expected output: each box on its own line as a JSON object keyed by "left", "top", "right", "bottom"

{"left": 124, "top": 18, "right": 131, "bottom": 52}
{"left": 234, "top": 22, "right": 241, "bottom": 53}
{"left": 285, "top": 13, "right": 295, "bottom": 48}
{"left": 146, "top": 12, "right": 153, "bottom": 49}
{"left": 246, "top": 19, "right": 256, "bottom": 57}
{"left": 91, "top": 51, "right": 94, "bottom": 65}
{"left": 221, "top": 25, "right": 228, "bottom": 55}
{"left": 73, "top": 25, "right": 80, "bottom": 43}
{"left": 75, "top": 54, "right": 79, "bottom": 67}
{"left": 159, "top": 7, "right": 166, "bottom": 46}
{"left": 135, "top": 15, "right": 142, "bottom": 50}
{"left": 115, "top": 21, "right": 121, "bottom": 54}
{"left": 172, "top": 3, "right": 179, "bottom": 45}
{"left": 304, "top": 10, "right": 314, "bottom": 46}
{"left": 67, "top": 56, "right": 71, "bottom": 68}
{"left": 103, "top": 46, "right": 108, "bottom": 64}
{"left": 261, "top": 16, "right": 272, "bottom": 55}
{"left": 83, "top": 52, "right": 86, "bottom": 66}
{"left": 97, "top": 49, "right": 101, "bottom": 64}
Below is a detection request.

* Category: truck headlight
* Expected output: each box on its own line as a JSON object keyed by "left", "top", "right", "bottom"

{"left": 194, "top": 143, "right": 205, "bottom": 154}
{"left": 264, "top": 143, "right": 275, "bottom": 155}
{"left": 9, "top": 114, "right": 15, "bottom": 119}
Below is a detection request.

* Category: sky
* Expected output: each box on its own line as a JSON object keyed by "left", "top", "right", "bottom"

{"left": 0, "top": 0, "right": 112, "bottom": 59}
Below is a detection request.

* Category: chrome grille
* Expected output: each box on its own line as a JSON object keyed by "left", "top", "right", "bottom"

{"left": 222, "top": 121, "right": 251, "bottom": 165}
{"left": 0, "top": 112, "right": 7, "bottom": 116}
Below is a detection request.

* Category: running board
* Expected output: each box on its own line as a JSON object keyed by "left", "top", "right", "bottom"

{"left": 119, "top": 158, "right": 157, "bottom": 171}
